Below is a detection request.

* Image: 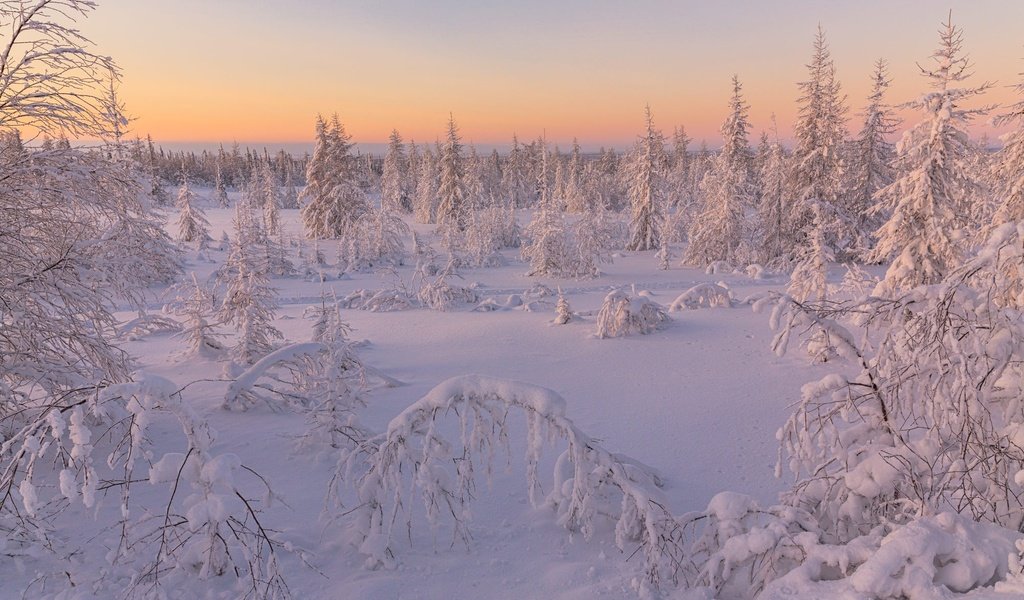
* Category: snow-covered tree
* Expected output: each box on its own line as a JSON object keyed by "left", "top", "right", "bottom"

{"left": 763, "top": 221, "right": 1024, "bottom": 554}
{"left": 869, "top": 15, "right": 992, "bottom": 293}
{"left": 991, "top": 63, "right": 1024, "bottom": 228}
{"left": 436, "top": 114, "right": 469, "bottom": 240}
{"left": 756, "top": 117, "right": 790, "bottom": 264}
{"left": 522, "top": 140, "right": 568, "bottom": 276}
{"left": 626, "top": 105, "right": 667, "bottom": 251}
{"left": 847, "top": 59, "right": 899, "bottom": 255}
{"left": 413, "top": 146, "right": 438, "bottom": 224}
{"left": 684, "top": 76, "right": 755, "bottom": 266}
{"left": 174, "top": 273, "right": 223, "bottom": 356}
{"left": 501, "top": 134, "right": 534, "bottom": 208}
{"left": 219, "top": 214, "right": 283, "bottom": 365}
{"left": 595, "top": 288, "right": 669, "bottom": 338}
{"left": 667, "top": 125, "right": 692, "bottom": 210}
{"left": 568, "top": 202, "right": 616, "bottom": 278}
{"left": 175, "top": 172, "right": 212, "bottom": 245}
{"left": 552, "top": 290, "right": 573, "bottom": 324}
{"left": 787, "top": 26, "right": 850, "bottom": 260}
{"left": 257, "top": 158, "right": 281, "bottom": 236}
{"left": 300, "top": 113, "right": 369, "bottom": 239}
{"left": 381, "top": 129, "right": 411, "bottom": 213}
{"left": 280, "top": 157, "right": 299, "bottom": 209}
{"left": 213, "top": 160, "right": 230, "bottom": 207}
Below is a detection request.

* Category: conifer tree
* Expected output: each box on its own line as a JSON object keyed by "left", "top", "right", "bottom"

{"left": 436, "top": 114, "right": 468, "bottom": 234}
{"left": 176, "top": 172, "right": 211, "bottom": 245}
{"left": 787, "top": 26, "right": 849, "bottom": 259}
{"left": 381, "top": 129, "right": 411, "bottom": 213}
{"left": 258, "top": 159, "right": 281, "bottom": 236}
{"left": 213, "top": 160, "right": 230, "bottom": 208}
{"left": 869, "top": 15, "right": 992, "bottom": 293}
{"left": 992, "top": 63, "right": 1024, "bottom": 227}
{"left": 219, "top": 205, "right": 283, "bottom": 364}
{"left": 522, "top": 140, "right": 567, "bottom": 276}
{"left": 626, "top": 105, "right": 666, "bottom": 251}
{"left": 847, "top": 59, "right": 899, "bottom": 255}
{"left": 501, "top": 135, "right": 533, "bottom": 208}
{"left": 175, "top": 273, "right": 223, "bottom": 356}
{"left": 300, "top": 113, "right": 369, "bottom": 239}
{"left": 668, "top": 126, "right": 692, "bottom": 210}
{"left": 684, "top": 76, "right": 755, "bottom": 266}
{"left": 756, "top": 117, "right": 790, "bottom": 264}
{"left": 413, "top": 146, "right": 438, "bottom": 224}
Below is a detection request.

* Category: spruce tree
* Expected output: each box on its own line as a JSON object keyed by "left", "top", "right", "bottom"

{"left": 787, "top": 26, "right": 849, "bottom": 260}
{"left": 626, "top": 105, "right": 666, "bottom": 251}
{"left": 175, "top": 173, "right": 211, "bottom": 245}
{"left": 381, "top": 129, "right": 410, "bottom": 213}
{"left": 684, "top": 76, "right": 755, "bottom": 266}
{"left": 300, "top": 114, "right": 369, "bottom": 239}
{"left": 847, "top": 59, "right": 899, "bottom": 255}
{"left": 869, "top": 15, "right": 991, "bottom": 293}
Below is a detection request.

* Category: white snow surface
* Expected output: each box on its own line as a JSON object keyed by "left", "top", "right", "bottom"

{"left": 8, "top": 202, "right": 1019, "bottom": 599}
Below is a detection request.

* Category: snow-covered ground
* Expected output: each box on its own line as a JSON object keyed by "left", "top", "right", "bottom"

{"left": 7, "top": 202, "right": 1020, "bottom": 600}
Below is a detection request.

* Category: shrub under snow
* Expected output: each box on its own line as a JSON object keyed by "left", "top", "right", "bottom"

{"left": 595, "top": 288, "right": 669, "bottom": 338}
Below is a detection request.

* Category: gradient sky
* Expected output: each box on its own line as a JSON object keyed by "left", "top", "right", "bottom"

{"left": 86, "top": 1, "right": 1024, "bottom": 150}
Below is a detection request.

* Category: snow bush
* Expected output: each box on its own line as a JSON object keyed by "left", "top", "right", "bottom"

{"left": 335, "top": 375, "right": 683, "bottom": 594}
{"left": 757, "top": 221, "right": 1024, "bottom": 553}
{"left": 416, "top": 258, "right": 478, "bottom": 311}
{"left": 1, "top": 373, "right": 291, "bottom": 598}
{"left": 595, "top": 288, "right": 670, "bottom": 338}
{"left": 669, "top": 283, "right": 734, "bottom": 311}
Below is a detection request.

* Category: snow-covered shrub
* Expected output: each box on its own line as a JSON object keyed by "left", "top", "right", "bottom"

{"left": 760, "top": 512, "right": 1020, "bottom": 600}
{"left": 566, "top": 205, "right": 617, "bottom": 278}
{"left": 118, "top": 311, "right": 183, "bottom": 341}
{"left": 759, "top": 222, "right": 1024, "bottom": 548}
{"left": 595, "top": 288, "right": 669, "bottom": 338}
{"left": 0, "top": 373, "right": 291, "bottom": 598}
{"left": 682, "top": 491, "right": 821, "bottom": 598}
{"left": 341, "top": 287, "right": 418, "bottom": 312}
{"left": 669, "top": 283, "right": 734, "bottom": 311}
{"left": 704, "top": 260, "right": 734, "bottom": 275}
{"left": 744, "top": 263, "right": 767, "bottom": 279}
{"left": 464, "top": 207, "right": 514, "bottom": 267}
{"left": 336, "top": 375, "right": 681, "bottom": 594}
{"left": 416, "top": 258, "right": 477, "bottom": 311}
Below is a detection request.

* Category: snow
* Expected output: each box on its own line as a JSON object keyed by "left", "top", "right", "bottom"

{"left": 10, "top": 203, "right": 1022, "bottom": 600}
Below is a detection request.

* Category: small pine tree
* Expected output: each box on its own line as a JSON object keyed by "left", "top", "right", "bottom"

{"left": 213, "top": 161, "right": 230, "bottom": 208}
{"left": 626, "top": 105, "right": 666, "bottom": 251}
{"left": 552, "top": 289, "right": 573, "bottom": 325}
{"left": 175, "top": 273, "right": 223, "bottom": 356}
{"left": 219, "top": 212, "right": 283, "bottom": 365}
{"left": 381, "top": 129, "right": 410, "bottom": 213}
{"left": 176, "top": 173, "right": 211, "bottom": 245}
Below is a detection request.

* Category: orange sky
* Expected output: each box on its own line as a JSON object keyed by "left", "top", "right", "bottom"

{"left": 86, "top": 1, "right": 1024, "bottom": 149}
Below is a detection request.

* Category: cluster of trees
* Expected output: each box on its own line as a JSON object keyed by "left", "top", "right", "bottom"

{"left": 285, "top": 21, "right": 998, "bottom": 303}
{"left": 9, "top": 0, "right": 1024, "bottom": 597}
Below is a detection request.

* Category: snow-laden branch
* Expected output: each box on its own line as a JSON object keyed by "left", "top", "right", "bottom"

{"left": 337, "top": 375, "right": 684, "bottom": 594}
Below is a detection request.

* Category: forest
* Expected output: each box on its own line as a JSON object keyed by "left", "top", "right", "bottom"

{"left": 4, "top": 1, "right": 1024, "bottom": 599}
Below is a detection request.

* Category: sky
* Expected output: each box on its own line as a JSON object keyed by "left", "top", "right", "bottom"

{"left": 86, "top": 1, "right": 1024, "bottom": 151}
